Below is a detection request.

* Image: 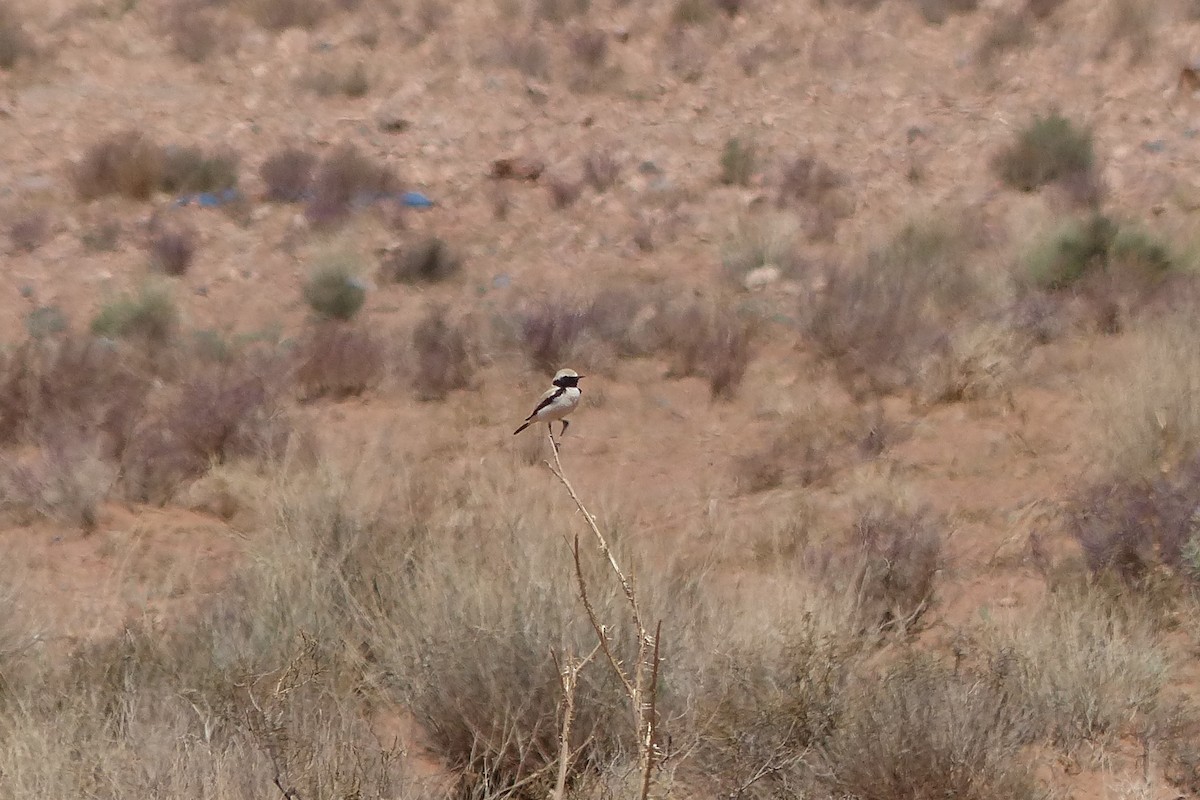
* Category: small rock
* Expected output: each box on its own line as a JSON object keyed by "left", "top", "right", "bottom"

{"left": 743, "top": 265, "right": 782, "bottom": 291}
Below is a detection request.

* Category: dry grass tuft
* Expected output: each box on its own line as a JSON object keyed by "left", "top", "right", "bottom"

{"left": 655, "top": 299, "right": 759, "bottom": 400}
{"left": 774, "top": 154, "right": 851, "bottom": 240}
{"left": 980, "top": 587, "right": 1168, "bottom": 753}
{"left": 378, "top": 236, "right": 462, "bottom": 284}
{"left": 583, "top": 148, "right": 621, "bottom": 193}
{"left": 73, "top": 131, "right": 166, "bottom": 201}
{"left": 0, "top": 434, "right": 113, "bottom": 529}
{"left": 260, "top": 146, "right": 317, "bottom": 202}
{"left": 913, "top": 0, "right": 979, "bottom": 25}
{"left": 146, "top": 222, "right": 198, "bottom": 276}
{"left": 90, "top": 284, "right": 178, "bottom": 348}
{"left": 305, "top": 144, "right": 401, "bottom": 230}
{"left": 160, "top": 144, "right": 240, "bottom": 195}
{"left": 801, "top": 218, "right": 1010, "bottom": 398}
{"left": 0, "top": 5, "right": 32, "bottom": 69}
{"left": 411, "top": 305, "right": 475, "bottom": 401}
{"left": 819, "top": 654, "right": 1038, "bottom": 800}
{"left": 294, "top": 321, "right": 384, "bottom": 400}
{"left": 719, "top": 137, "right": 757, "bottom": 186}
{"left": 8, "top": 209, "right": 50, "bottom": 253}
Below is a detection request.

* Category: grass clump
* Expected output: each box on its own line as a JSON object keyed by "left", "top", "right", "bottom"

{"left": 993, "top": 111, "right": 1097, "bottom": 197}
{"left": 160, "top": 145, "right": 240, "bottom": 195}
{"left": 913, "top": 0, "right": 979, "bottom": 25}
{"left": 719, "top": 136, "right": 757, "bottom": 186}
{"left": 295, "top": 321, "right": 384, "bottom": 400}
{"left": 411, "top": 306, "right": 475, "bottom": 401}
{"left": 91, "top": 285, "right": 177, "bottom": 344}
{"left": 304, "top": 144, "right": 401, "bottom": 230}
{"left": 378, "top": 236, "right": 462, "bottom": 284}
{"left": 260, "top": 146, "right": 317, "bottom": 202}
{"left": 819, "top": 655, "right": 1038, "bottom": 800}
{"left": 0, "top": 6, "right": 32, "bottom": 69}
{"left": 73, "top": 132, "right": 166, "bottom": 201}
{"left": 146, "top": 223, "right": 198, "bottom": 276}
{"left": 303, "top": 259, "right": 367, "bottom": 321}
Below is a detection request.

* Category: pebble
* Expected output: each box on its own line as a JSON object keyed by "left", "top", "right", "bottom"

{"left": 743, "top": 265, "right": 782, "bottom": 291}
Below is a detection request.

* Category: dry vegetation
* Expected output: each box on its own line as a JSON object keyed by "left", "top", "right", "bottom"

{"left": 6, "top": 0, "right": 1200, "bottom": 798}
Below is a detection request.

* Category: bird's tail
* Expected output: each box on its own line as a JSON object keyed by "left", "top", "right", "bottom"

{"left": 512, "top": 421, "right": 531, "bottom": 436}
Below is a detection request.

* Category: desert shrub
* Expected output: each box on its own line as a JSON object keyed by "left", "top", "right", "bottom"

{"left": 411, "top": 306, "right": 474, "bottom": 401}
{"left": 80, "top": 218, "right": 122, "bottom": 252}
{"left": 161, "top": 0, "right": 228, "bottom": 62}
{"left": 0, "top": 6, "right": 31, "bottom": 69}
{"left": 818, "top": 655, "right": 1038, "bottom": 800}
{"left": 303, "top": 259, "right": 366, "bottom": 321}
{"left": 687, "top": 606, "right": 866, "bottom": 800}
{"left": 0, "top": 335, "right": 149, "bottom": 454}
{"left": 1068, "top": 455, "right": 1200, "bottom": 586}
{"left": 719, "top": 137, "right": 757, "bottom": 186}
{"left": 249, "top": 0, "right": 328, "bottom": 30}
{"left": 1026, "top": 0, "right": 1065, "bottom": 18}
{"left": 569, "top": 27, "right": 608, "bottom": 70}
{"left": 301, "top": 62, "right": 370, "bottom": 97}
{"left": 9, "top": 209, "right": 49, "bottom": 253}
{"left": 656, "top": 300, "right": 758, "bottom": 400}
{"left": 980, "top": 587, "right": 1168, "bottom": 752}
{"left": 583, "top": 149, "right": 621, "bottom": 193}
{"left": 518, "top": 301, "right": 596, "bottom": 375}
{"left": 547, "top": 175, "right": 584, "bottom": 209}
{"left": 720, "top": 212, "right": 801, "bottom": 287}
{"left": 260, "top": 146, "right": 317, "bottom": 202}
{"left": 993, "top": 112, "right": 1096, "bottom": 196}
{"left": 499, "top": 33, "right": 550, "bottom": 79}
{"left": 976, "top": 11, "right": 1033, "bottom": 64}
{"left": 801, "top": 219, "right": 1002, "bottom": 396}
{"left": 377, "top": 236, "right": 462, "bottom": 284}
{"left": 160, "top": 145, "right": 239, "bottom": 195}
{"left": 1025, "top": 213, "right": 1117, "bottom": 290}
{"left": 90, "top": 285, "right": 177, "bottom": 347}
{"left": 122, "top": 357, "right": 289, "bottom": 502}
{"left": 24, "top": 306, "right": 68, "bottom": 340}
{"left": 913, "top": 0, "right": 979, "bottom": 24}
{"left": 305, "top": 144, "right": 401, "bottom": 229}
{"left": 0, "top": 435, "right": 113, "bottom": 529}
{"left": 294, "top": 321, "right": 384, "bottom": 400}
{"left": 844, "top": 495, "right": 943, "bottom": 632}
{"left": 775, "top": 154, "right": 851, "bottom": 240}
{"left": 672, "top": 0, "right": 717, "bottom": 25}
{"left": 147, "top": 224, "right": 197, "bottom": 276}
{"left": 73, "top": 132, "right": 165, "bottom": 201}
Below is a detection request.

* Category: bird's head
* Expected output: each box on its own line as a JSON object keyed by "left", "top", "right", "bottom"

{"left": 553, "top": 368, "right": 583, "bottom": 388}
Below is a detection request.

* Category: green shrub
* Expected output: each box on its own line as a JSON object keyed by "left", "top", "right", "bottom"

{"left": 1026, "top": 215, "right": 1172, "bottom": 290}
{"left": 993, "top": 112, "right": 1095, "bottom": 193}
{"left": 91, "top": 285, "right": 177, "bottom": 344}
{"left": 303, "top": 259, "right": 367, "bottom": 321}
{"left": 719, "top": 137, "right": 757, "bottom": 186}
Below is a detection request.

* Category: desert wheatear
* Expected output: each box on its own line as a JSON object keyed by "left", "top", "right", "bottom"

{"left": 513, "top": 368, "right": 584, "bottom": 447}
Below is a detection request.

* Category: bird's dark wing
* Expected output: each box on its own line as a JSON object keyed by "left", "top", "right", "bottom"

{"left": 525, "top": 386, "right": 565, "bottom": 420}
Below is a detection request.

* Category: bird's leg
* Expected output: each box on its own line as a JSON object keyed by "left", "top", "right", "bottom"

{"left": 561, "top": 419, "right": 570, "bottom": 438}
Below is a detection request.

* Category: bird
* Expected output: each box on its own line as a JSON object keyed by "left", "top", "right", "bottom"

{"left": 513, "top": 368, "right": 584, "bottom": 448}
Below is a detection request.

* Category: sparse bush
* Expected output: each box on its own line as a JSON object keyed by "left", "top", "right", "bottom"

{"left": 0, "top": 435, "right": 113, "bottom": 529}
{"left": 160, "top": 145, "right": 239, "bottom": 195}
{"left": 719, "top": 137, "right": 757, "bottom": 186}
{"left": 672, "top": 0, "right": 717, "bottom": 25}
{"left": 993, "top": 112, "right": 1096, "bottom": 196}
{"left": 819, "top": 655, "right": 1038, "bottom": 800}
{"left": 980, "top": 587, "right": 1168, "bottom": 753}
{"left": 499, "top": 33, "right": 550, "bottom": 80}
{"left": 122, "top": 357, "right": 290, "bottom": 502}
{"left": 569, "top": 27, "right": 608, "bottom": 69}
{"left": 80, "top": 218, "right": 122, "bottom": 252}
{"left": 0, "top": 6, "right": 32, "bottom": 69}
{"left": 412, "top": 306, "right": 474, "bottom": 401}
{"left": 24, "top": 306, "right": 68, "bottom": 340}
{"left": 775, "top": 154, "right": 851, "bottom": 239}
{"left": 302, "top": 62, "right": 370, "bottom": 97}
{"left": 1026, "top": 0, "right": 1065, "bottom": 19}
{"left": 303, "top": 259, "right": 367, "bottom": 321}
{"left": 378, "top": 236, "right": 462, "bottom": 284}
{"left": 1025, "top": 213, "right": 1117, "bottom": 290}
{"left": 976, "top": 11, "right": 1033, "bottom": 64}
{"left": 547, "top": 175, "right": 584, "bottom": 209}
{"left": 519, "top": 301, "right": 594, "bottom": 375}
{"left": 0, "top": 334, "right": 148, "bottom": 454}
{"left": 9, "top": 209, "right": 49, "bottom": 253}
{"left": 801, "top": 219, "right": 1004, "bottom": 396}
{"left": 260, "top": 146, "right": 317, "bottom": 202}
{"left": 91, "top": 285, "right": 177, "bottom": 345}
{"left": 583, "top": 149, "right": 621, "bottom": 193}
{"left": 305, "top": 144, "right": 401, "bottom": 229}
{"left": 913, "top": 0, "right": 979, "bottom": 25}
{"left": 249, "top": 0, "right": 327, "bottom": 30}
{"left": 720, "top": 212, "right": 800, "bottom": 287}
{"left": 533, "top": 0, "right": 590, "bottom": 24}
{"left": 73, "top": 132, "right": 166, "bottom": 201}
{"left": 295, "top": 321, "right": 384, "bottom": 400}
{"left": 147, "top": 224, "right": 197, "bottom": 276}
{"left": 656, "top": 300, "right": 758, "bottom": 400}
{"left": 162, "top": 1, "right": 225, "bottom": 62}
{"left": 846, "top": 495, "right": 943, "bottom": 632}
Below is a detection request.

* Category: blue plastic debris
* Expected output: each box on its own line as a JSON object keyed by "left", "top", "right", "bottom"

{"left": 401, "top": 191, "right": 435, "bottom": 208}
{"left": 174, "top": 187, "right": 242, "bottom": 208}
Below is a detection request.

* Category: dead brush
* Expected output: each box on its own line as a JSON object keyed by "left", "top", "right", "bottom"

{"left": 294, "top": 321, "right": 384, "bottom": 400}
{"left": 146, "top": 223, "right": 198, "bottom": 276}
{"left": 121, "top": 355, "right": 290, "bottom": 503}
{"left": 0, "top": 434, "right": 114, "bottom": 530}
{"left": 377, "top": 236, "right": 462, "bottom": 285}
{"left": 0, "top": 334, "right": 149, "bottom": 457}
{"left": 73, "top": 131, "right": 166, "bottom": 201}
{"left": 774, "top": 154, "right": 851, "bottom": 240}
{"left": 655, "top": 300, "right": 758, "bottom": 400}
{"left": 260, "top": 146, "right": 317, "bottom": 203}
{"left": 411, "top": 306, "right": 475, "bottom": 401}
{"left": 9, "top": 209, "right": 50, "bottom": 253}
{"left": 305, "top": 144, "right": 401, "bottom": 230}
{"left": 583, "top": 149, "right": 621, "bottom": 193}
{"left": 817, "top": 654, "right": 1038, "bottom": 800}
